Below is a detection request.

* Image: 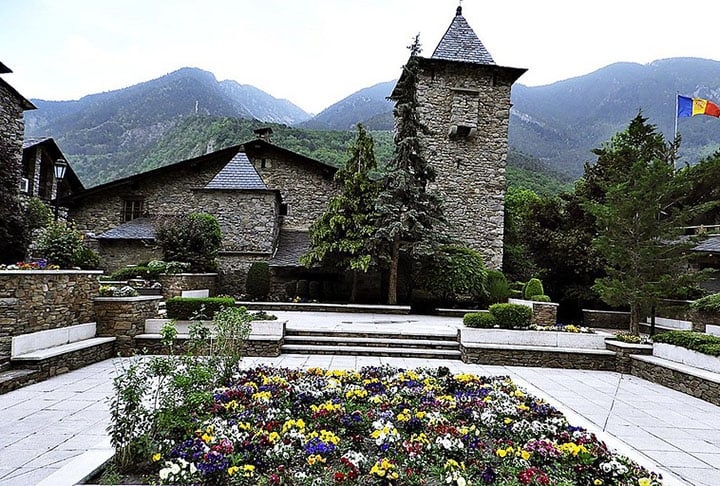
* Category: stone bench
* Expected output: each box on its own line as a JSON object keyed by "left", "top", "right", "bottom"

{"left": 630, "top": 354, "right": 720, "bottom": 406}
{"left": 11, "top": 323, "right": 116, "bottom": 375}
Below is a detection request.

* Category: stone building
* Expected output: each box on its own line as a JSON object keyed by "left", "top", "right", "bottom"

{"left": 0, "top": 62, "right": 35, "bottom": 184}
{"left": 21, "top": 138, "right": 83, "bottom": 207}
{"left": 391, "top": 6, "right": 525, "bottom": 268}
{"left": 66, "top": 131, "right": 340, "bottom": 294}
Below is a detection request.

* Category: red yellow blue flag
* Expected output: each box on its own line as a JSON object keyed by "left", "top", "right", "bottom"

{"left": 677, "top": 95, "right": 720, "bottom": 118}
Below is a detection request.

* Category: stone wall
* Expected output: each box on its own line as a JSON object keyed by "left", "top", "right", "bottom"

{"left": 582, "top": 309, "right": 630, "bottom": 330}
{"left": 0, "top": 271, "right": 102, "bottom": 365}
{"left": 414, "top": 61, "right": 514, "bottom": 268}
{"left": 0, "top": 81, "right": 25, "bottom": 163}
{"left": 461, "top": 345, "right": 616, "bottom": 370}
{"left": 630, "top": 356, "right": 720, "bottom": 407}
{"left": 157, "top": 273, "right": 218, "bottom": 299}
{"left": 97, "top": 240, "right": 162, "bottom": 271}
{"left": 252, "top": 148, "right": 339, "bottom": 230}
{"left": 94, "top": 296, "right": 162, "bottom": 356}
{"left": 135, "top": 336, "right": 282, "bottom": 357}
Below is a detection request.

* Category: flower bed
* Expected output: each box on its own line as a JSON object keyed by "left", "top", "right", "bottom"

{"left": 144, "top": 366, "right": 661, "bottom": 485}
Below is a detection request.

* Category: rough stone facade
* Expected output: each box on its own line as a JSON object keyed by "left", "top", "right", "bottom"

{"left": 0, "top": 271, "right": 101, "bottom": 366}
{"left": 94, "top": 296, "right": 162, "bottom": 356}
{"left": 414, "top": 61, "right": 516, "bottom": 268}
{"left": 157, "top": 273, "right": 218, "bottom": 299}
{"left": 0, "top": 80, "right": 26, "bottom": 166}
{"left": 582, "top": 309, "right": 631, "bottom": 330}
{"left": 97, "top": 240, "right": 163, "bottom": 271}
{"left": 531, "top": 302, "right": 559, "bottom": 326}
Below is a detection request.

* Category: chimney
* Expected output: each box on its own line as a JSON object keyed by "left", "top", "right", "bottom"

{"left": 253, "top": 127, "right": 273, "bottom": 143}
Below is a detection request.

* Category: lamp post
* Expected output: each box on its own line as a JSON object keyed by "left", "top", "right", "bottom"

{"left": 53, "top": 158, "right": 67, "bottom": 222}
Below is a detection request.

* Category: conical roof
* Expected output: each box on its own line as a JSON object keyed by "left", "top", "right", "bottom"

{"left": 431, "top": 6, "right": 495, "bottom": 65}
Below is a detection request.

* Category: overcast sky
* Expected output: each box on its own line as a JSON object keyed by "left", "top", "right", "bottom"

{"left": 2, "top": 0, "right": 719, "bottom": 114}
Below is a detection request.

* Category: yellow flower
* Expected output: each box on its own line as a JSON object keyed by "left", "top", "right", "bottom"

{"left": 504, "top": 417, "right": 513, "bottom": 424}
{"left": 151, "top": 453, "right": 161, "bottom": 462}
{"left": 496, "top": 448, "right": 507, "bottom": 458}
{"left": 638, "top": 479, "right": 651, "bottom": 486}
{"left": 594, "top": 480, "right": 604, "bottom": 485}
{"left": 520, "top": 450, "right": 531, "bottom": 461}
{"left": 242, "top": 464, "right": 255, "bottom": 477}
{"left": 228, "top": 466, "right": 239, "bottom": 476}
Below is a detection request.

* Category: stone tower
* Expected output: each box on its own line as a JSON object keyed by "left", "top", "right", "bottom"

{"left": 392, "top": 6, "right": 525, "bottom": 268}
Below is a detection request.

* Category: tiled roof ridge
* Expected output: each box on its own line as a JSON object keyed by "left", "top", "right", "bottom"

{"left": 431, "top": 6, "right": 495, "bottom": 65}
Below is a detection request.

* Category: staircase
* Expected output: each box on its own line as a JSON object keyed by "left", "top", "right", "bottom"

{"left": 281, "top": 327, "right": 462, "bottom": 360}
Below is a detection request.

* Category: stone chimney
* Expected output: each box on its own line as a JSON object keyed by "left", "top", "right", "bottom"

{"left": 253, "top": 127, "right": 273, "bottom": 143}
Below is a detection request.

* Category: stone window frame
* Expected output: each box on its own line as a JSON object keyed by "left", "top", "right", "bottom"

{"left": 122, "top": 198, "right": 145, "bottom": 222}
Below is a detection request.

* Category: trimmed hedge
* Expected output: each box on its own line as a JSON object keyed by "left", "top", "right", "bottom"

{"left": 523, "top": 278, "right": 544, "bottom": 300}
{"left": 530, "top": 294, "right": 551, "bottom": 303}
{"left": 690, "top": 293, "right": 720, "bottom": 313}
{"left": 111, "top": 266, "right": 155, "bottom": 280}
{"left": 166, "top": 297, "right": 235, "bottom": 320}
{"left": 245, "top": 262, "right": 270, "bottom": 299}
{"left": 489, "top": 303, "right": 532, "bottom": 329}
{"left": 463, "top": 312, "right": 496, "bottom": 328}
{"left": 653, "top": 330, "right": 720, "bottom": 357}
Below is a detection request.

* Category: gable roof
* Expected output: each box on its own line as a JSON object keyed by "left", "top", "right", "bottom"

{"left": 0, "top": 61, "right": 11, "bottom": 74}
{"left": 22, "top": 137, "right": 85, "bottom": 194}
{"left": 95, "top": 217, "right": 155, "bottom": 240}
{"left": 243, "top": 138, "right": 337, "bottom": 178}
{"left": 269, "top": 229, "right": 311, "bottom": 267}
{"left": 204, "top": 151, "right": 267, "bottom": 190}
{"left": 431, "top": 6, "right": 495, "bottom": 65}
{"left": 0, "top": 76, "right": 35, "bottom": 110}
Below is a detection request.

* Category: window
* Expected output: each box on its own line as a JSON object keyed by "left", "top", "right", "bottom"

{"left": 279, "top": 203, "right": 289, "bottom": 216}
{"left": 122, "top": 199, "right": 145, "bottom": 222}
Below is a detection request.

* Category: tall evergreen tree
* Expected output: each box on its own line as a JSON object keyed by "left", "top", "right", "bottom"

{"left": 0, "top": 140, "right": 28, "bottom": 263}
{"left": 585, "top": 114, "right": 700, "bottom": 334}
{"left": 301, "top": 124, "right": 380, "bottom": 302}
{"left": 374, "top": 35, "right": 446, "bottom": 305}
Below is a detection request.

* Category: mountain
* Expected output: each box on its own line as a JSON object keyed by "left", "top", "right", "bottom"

{"left": 301, "top": 57, "right": 720, "bottom": 177}
{"left": 24, "top": 67, "right": 311, "bottom": 186}
{"left": 298, "top": 81, "right": 396, "bottom": 131}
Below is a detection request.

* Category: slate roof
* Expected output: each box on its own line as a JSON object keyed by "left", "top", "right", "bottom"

{"left": 431, "top": 6, "right": 495, "bottom": 65}
{"left": 204, "top": 151, "right": 267, "bottom": 190}
{"left": 692, "top": 235, "right": 720, "bottom": 253}
{"left": 95, "top": 218, "right": 155, "bottom": 240}
{"left": 269, "top": 230, "right": 311, "bottom": 267}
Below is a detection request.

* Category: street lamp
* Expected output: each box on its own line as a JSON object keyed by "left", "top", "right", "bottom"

{"left": 53, "top": 158, "right": 67, "bottom": 222}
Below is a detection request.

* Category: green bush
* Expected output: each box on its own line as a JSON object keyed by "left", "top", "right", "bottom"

{"left": 73, "top": 246, "right": 100, "bottom": 270}
{"left": 153, "top": 213, "right": 222, "bottom": 272}
{"left": 523, "top": 278, "right": 544, "bottom": 300}
{"left": 34, "top": 222, "right": 85, "bottom": 269}
{"left": 530, "top": 294, "right": 551, "bottom": 303}
{"left": 24, "top": 197, "right": 53, "bottom": 232}
{"left": 489, "top": 303, "right": 533, "bottom": 329}
{"left": 111, "top": 266, "right": 154, "bottom": 280}
{"left": 245, "top": 262, "right": 270, "bottom": 299}
{"left": 419, "top": 245, "right": 488, "bottom": 305}
{"left": 653, "top": 330, "right": 720, "bottom": 357}
{"left": 463, "top": 312, "right": 496, "bottom": 328}
{"left": 690, "top": 293, "right": 720, "bottom": 313}
{"left": 485, "top": 269, "right": 510, "bottom": 305}
{"left": 165, "top": 297, "right": 235, "bottom": 320}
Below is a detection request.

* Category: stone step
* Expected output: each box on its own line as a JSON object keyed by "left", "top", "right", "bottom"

{"left": 285, "top": 329, "right": 458, "bottom": 342}
{"left": 283, "top": 335, "right": 459, "bottom": 349}
{"left": 0, "top": 368, "right": 41, "bottom": 395}
{"left": 280, "top": 344, "right": 462, "bottom": 360}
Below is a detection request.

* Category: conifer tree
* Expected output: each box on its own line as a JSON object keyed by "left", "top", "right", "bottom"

{"left": 301, "top": 124, "right": 379, "bottom": 302}
{"left": 585, "top": 114, "right": 700, "bottom": 335}
{"left": 374, "top": 35, "right": 446, "bottom": 305}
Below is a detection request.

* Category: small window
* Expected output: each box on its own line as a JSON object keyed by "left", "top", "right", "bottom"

{"left": 122, "top": 199, "right": 145, "bottom": 222}
{"left": 279, "top": 203, "right": 289, "bottom": 216}
{"left": 260, "top": 158, "right": 271, "bottom": 169}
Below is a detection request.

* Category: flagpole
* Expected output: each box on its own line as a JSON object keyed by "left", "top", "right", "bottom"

{"left": 674, "top": 92, "right": 679, "bottom": 141}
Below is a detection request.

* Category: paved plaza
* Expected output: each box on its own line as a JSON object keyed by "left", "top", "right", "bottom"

{"left": 0, "top": 312, "right": 718, "bottom": 485}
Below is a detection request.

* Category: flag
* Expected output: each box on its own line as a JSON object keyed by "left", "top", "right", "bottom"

{"left": 677, "top": 95, "right": 720, "bottom": 118}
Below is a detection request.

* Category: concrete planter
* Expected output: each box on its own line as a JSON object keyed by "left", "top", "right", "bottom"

{"left": 143, "top": 318, "right": 285, "bottom": 338}
{"left": 653, "top": 342, "right": 720, "bottom": 374}
{"left": 460, "top": 328, "right": 610, "bottom": 349}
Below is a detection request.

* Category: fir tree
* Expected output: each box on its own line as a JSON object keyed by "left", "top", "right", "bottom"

{"left": 301, "top": 124, "right": 380, "bottom": 302}
{"left": 374, "top": 35, "right": 446, "bottom": 304}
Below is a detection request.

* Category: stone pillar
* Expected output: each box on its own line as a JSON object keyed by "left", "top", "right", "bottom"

{"left": 94, "top": 296, "right": 162, "bottom": 356}
{"left": 531, "top": 302, "right": 559, "bottom": 326}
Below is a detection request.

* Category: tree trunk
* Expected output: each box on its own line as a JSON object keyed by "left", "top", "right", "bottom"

{"left": 387, "top": 238, "right": 400, "bottom": 305}
{"left": 629, "top": 302, "right": 641, "bottom": 336}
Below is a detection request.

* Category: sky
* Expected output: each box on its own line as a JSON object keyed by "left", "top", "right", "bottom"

{"left": 2, "top": 0, "right": 719, "bottom": 114}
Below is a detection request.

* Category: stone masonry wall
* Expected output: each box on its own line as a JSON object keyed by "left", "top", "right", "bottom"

{"left": 94, "top": 296, "right": 161, "bottom": 356}
{"left": 98, "top": 240, "right": 163, "bottom": 272}
{"left": 0, "top": 81, "right": 25, "bottom": 164}
{"left": 415, "top": 62, "right": 513, "bottom": 268}
{"left": 0, "top": 271, "right": 101, "bottom": 365}
{"left": 253, "top": 150, "right": 339, "bottom": 230}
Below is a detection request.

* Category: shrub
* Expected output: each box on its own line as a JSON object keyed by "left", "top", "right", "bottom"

{"left": 486, "top": 269, "right": 510, "bottom": 305}
{"left": 99, "top": 285, "right": 139, "bottom": 297}
{"left": 463, "top": 312, "right": 496, "bottom": 328}
{"left": 245, "top": 262, "right": 270, "bottom": 299}
{"left": 419, "top": 245, "right": 488, "bottom": 305}
{"left": 165, "top": 297, "right": 235, "bottom": 320}
{"left": 530, "top": 294, "right": 551, "bottom": 303}
{"left": 24, "top": 197, "right": 53, "bottom": 232}
{"left": 73, "top": 246, "right": 100, "bottom": 270}
{"left": 111, "top": 266, "right": 153, "bottom": 280}
{"left": 489, "top": 303, "right": 532, "bottom": 329}
{"left": 34, "top": 222, "right": 84, "bottom": 268}
{"left": 690, "top": 293, "right": 720, "bottom": 313}
{"left": 153, "top": 213, "right": 222, "bottom": 272}
{"left": 523, "top": 278, "right": 544, "bottom": 300}
{"left": 653, "top": 330, "right": 720, "bottom": 357}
